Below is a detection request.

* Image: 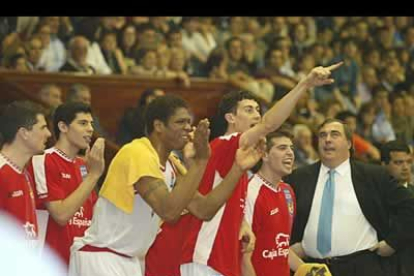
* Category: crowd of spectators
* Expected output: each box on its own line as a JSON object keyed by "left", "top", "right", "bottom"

{"left": 1, "top": 16, "right": 414, "bottom": 167}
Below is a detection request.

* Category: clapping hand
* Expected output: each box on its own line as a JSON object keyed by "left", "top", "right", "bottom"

{"left": 192, "top": 119, "right": 211, "bottom": 161}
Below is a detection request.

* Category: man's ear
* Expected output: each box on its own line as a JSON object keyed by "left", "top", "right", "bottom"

{"left": 262, "top": 151, "right": 269, "bottom": 163}
{"left": 153, "top": 119, "right": 164, "bottom": 133}
{"left": 16, "top": 127, "right": 31, "bottom": 141}
{"left": 58, "top": 121, "right": 68, "bottom": 134}
{"left": 224, "top": 112, "right": 235, "bottom": 124}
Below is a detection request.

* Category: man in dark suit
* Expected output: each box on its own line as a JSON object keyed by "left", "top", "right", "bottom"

{"left": 381, "top": 140, "right": 414, "bottom": 276}
{"left": 285, "top": 118, "right": 414, "bottom": 276}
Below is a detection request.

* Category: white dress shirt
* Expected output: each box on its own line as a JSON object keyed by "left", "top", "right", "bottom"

{"left": 302, "top": 159, "right": 378, "bottom": 258}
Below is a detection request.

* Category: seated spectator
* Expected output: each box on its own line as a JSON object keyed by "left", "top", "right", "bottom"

{"left": 362, "top": 46, "right": 382, "bottom": 71}
{"left": 356, "top": 102, "right": 378, "bottom": 144}
{"left": 271, "top": 36, "right": 296, "bottom": 78}
{"left": 130, "top": 48, "right": 158, "bottom": 77}
{"left": 288, "top": 91, "right": 324, "bottom": 132}
{"left": 379, "top": 59, "right": 406, "bottom": 93}
{"left": 156, "top": 47, "right": 190, "bottom": 87}
{"left": 81, "top": 19, "right": 112, "bottom": 75}
{"left": 37, "top": 84, "right": 63, "bottom": 111}
{"left": 99, "top": 31, "right": 127, "bottom": 74}
{"left": 204, "top": 47, "right": 229, "bottom": 80}
{"left": 317, "top": 38, "right": 359, "bottom": 101}
{"left": 118, "top": 24, "right": 138, "bottom": 68}
{"left": 116, "top": 88, "right": 165, "bottom": 145}
{"left": 1, "top": 32, "right": 26, "bottom": 68}
{"left": 198, "top": 17, "right": 217, "bottom": 61}
{"left": 135, "top": 23, "right": 161, "bottom": 51}
{"left": 319, "top": 98, "right": 343, "bottom": 119}
{"left": 166, "top": 26, "right": 183, "bottom": 49}
{"left": 225, "top": 36, "right": 251, "bottom": 75}
{"left": 149, "top": 17, "right": 172, "bottom": 36}
{"left": 156, "top": 43, "right": 171, "bottom": 73}
{"left": 356, "top": 65, "right": 379, "bottom": 105}
{"left": 60, "top": 36, "right": 96, "bottom": 75}
{"left": 263, "top": 17, "right": 288, "bottom": 46}
{"left": 256, "top": 47, "right": 297, "bottom": 100}
{"left": 7, "top": 53, "right": 30, "bottom": 72}
{"left": 371, "top": 85, "right": 396, "bottom": 145}
{"left": 223, "top": 37, "right": 274, "bottom": 104}
{"left": 181, "top": 17, "right": 209, "bottom": 76}
{"left": 216, "top": 16, "right": 246, "bottom": 46}
{"left": 292, "top": 124, "right": 319, "bottom": 168}
{"left": 65, "top": 84, "right": 110, "bottom": 139}
{"left": 336, "top": 111, "right": 380, "bottom": 162}
{"left": 390, "top": 94, "right": 414, "bottom": 145}
{"left": 25, "top": 35, "right": 45, "bottom": 71}
{"left": 240, "top": 33, "right": 263, "bottom": 74}
{"left": 36, "top": 22, "right": 66, "bottom": 72}
{"left": 291, "top": 22, "right": 313, "bottom": 59}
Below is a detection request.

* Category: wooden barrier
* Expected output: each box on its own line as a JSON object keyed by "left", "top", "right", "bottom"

{"left": 0, "top": 70, "right": 236, "bottom": 180}
{"left": 0, "top": 70, "right": 234, "bottom": 140}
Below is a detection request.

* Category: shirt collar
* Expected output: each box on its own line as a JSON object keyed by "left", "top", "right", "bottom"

{"left": 0, "top": 153, "right": 23, "bottom": 174}
{"left": 320, "top": 158, "right": 350, "bottom": 176}
{"left": 52, "top": 147, "right": 76, "bottom": 163}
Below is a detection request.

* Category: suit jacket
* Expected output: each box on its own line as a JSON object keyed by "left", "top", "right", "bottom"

{"left": 285, "top": 160, "right": 414, "bottom": 251}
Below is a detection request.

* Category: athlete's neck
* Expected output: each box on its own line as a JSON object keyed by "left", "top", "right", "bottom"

{"left": 0, "top": 144, "right": 32, "bottom": 172}
{"left": 149, "top": 135, "right": 171, "bottom": 166}
{"left": 258, "top": 166, "right": 282, "bottom": 189}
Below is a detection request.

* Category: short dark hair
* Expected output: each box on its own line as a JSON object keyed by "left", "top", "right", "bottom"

{"left": 0, "top": 101, "right": 45, "bottom": 144}
{"left": 66, "top": 84, "right": 90, "bottom": 103}
{"left": 53, "top": 102, "right": 92, "bottom": 139}
{"left": 136, "top": 23, "right": 156, "bottom": 34}
{"left": 225, "top": 36, "right": 242, "bottom": 51}
{"left": 380, "top": 140, "right": 411, "bottom": 164}
{"left": 317, "top": 118, "right": 353, "bottom": 142}
{"left": 9, "top": 53, "right": 26, "bottom": 69}
{"left": 210, "top": 90, "right": 261, "bottom": 140}
{"left": 265, "top": 125, "right": 294, "bottom": 152}
{"left": 371, "top": 84, "right": 389, "bottom": 99}
{"left": 135, "top": 48, "right": 156, "bottom": 64}
{"left": 144, "top": 94, "right": 188, "bottom": 135}
{"left": 138, "top": 88, "right": 163, "bottom": 107}
{"left": 336, "top": 111, "right": 356, "bottom": 122}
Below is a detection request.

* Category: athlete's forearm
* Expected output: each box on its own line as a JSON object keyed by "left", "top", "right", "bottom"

{"left": 187, "top": 163, "right": 244, "bottom": 220}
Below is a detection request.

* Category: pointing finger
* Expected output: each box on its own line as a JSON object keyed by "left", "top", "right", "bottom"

{"left": 326, "top": 61, "right": 344, "bottom": 71}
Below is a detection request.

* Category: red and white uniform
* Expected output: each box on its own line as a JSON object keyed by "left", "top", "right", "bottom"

{"left": 245, "top": 174, "right": 296, "bottom": 276}
{"left": 145, "top": 159, "right": 183, "bottom": 276}
{"left": 28, "top": 147, "right": 97, "bottom": 265}
{"left": 0, "top": 153, "right": 38, "bottom": 242}
{"left": 181, "top": 133, "right": 248, "bottom": 276}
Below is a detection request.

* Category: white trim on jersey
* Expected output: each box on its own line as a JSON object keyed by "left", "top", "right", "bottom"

{"left": 193, "top": 170, "right": 224, "bottom": 264}
{"left": 31, "top": 154, "right": 48, "bottom": 197}
{"left": 245, "top": 175, "right": 262, "bottom": 226}
{"left": 219, "top": 132, "right": 239, "bottom": 141}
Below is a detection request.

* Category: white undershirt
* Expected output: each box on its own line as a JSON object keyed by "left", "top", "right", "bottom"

{"left": 302, "top": 159, "right": 378, "bottom": 258}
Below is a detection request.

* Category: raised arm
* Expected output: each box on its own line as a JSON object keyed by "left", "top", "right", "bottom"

{"left": 135, "top": 119, "right": 211, "bottom": 223}
{"left": 240, "top": 62, "right": 343, "bottom": 148}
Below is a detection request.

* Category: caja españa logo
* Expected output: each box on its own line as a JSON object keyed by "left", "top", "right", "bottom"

{"left": 262, "top": 233, "right": 290, "bottom": 260}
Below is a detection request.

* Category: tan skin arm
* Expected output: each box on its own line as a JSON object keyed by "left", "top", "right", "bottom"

{"left": 240, "top": 62, "right": 343, "bottom": 149}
